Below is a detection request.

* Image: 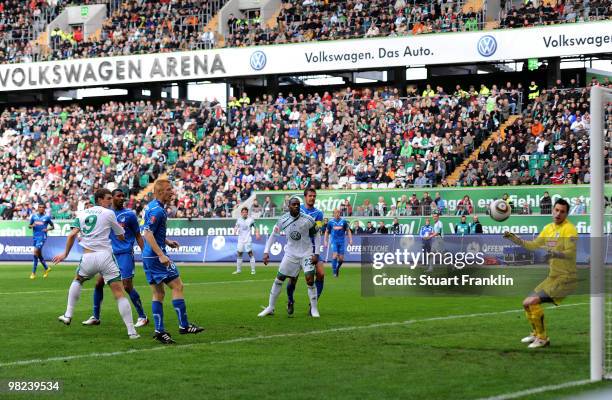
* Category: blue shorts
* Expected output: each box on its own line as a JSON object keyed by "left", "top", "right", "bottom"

{"left": 330, "top": 241, "right": 345, "bottom": 255}
{"left": 33, "top": 237, "right": 46, "bottom": 250}
{"left": 142, "top": 256, "right": 180, "bottom": 285}
{"left": 115, "top": 252, "right": 135, "bottom": 279}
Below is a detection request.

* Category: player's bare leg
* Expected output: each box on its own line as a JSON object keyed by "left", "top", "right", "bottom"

{"left": 109, "top": 279, "right": 139, "bottom": 339}
{"left": 167, "top": 277, "right": 204, "bottom": 335}
{"left": 522, "top": 295, "right": 549, "bottom": 348}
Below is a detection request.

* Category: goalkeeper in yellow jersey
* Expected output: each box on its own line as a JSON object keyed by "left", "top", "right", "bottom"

{"left": 503, "top": 198, "right": 577, "bottom": 349}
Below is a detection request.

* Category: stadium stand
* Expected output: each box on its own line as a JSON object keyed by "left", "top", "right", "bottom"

{"left": 0, "top": 99, "right": 225, "bottom": 220}
{"left": 2, "top": 0, "right": 610, "bottom": 63}
{"left": 458, "top": 85, "right": 596, "bottom": 188}
{"left": 500, "top": 0, "right": 612, "bottom": 29}
{"left": 225, "top": 0, "right": 485, "bottom": 47}
{"left": 0, "top": 79, "right": 525, "bottom": 220}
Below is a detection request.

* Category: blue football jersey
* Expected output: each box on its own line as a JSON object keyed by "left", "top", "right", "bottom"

{"left": 111, "top": 208, "right": 140, "bottom": 254}
{"left": 419, "top": 225, "right": 434, "bottom": 238}
{"left": 301, "top": 204, "right": 324, "bottom": 245}
{"left": 29, "top": 213, "right": 54, "bottom": 239}
{"left": 142, "top": 199, "right": 168, "bottom": 257}
{"left": 327, "top": 218, "right": 349, "bottom": 242}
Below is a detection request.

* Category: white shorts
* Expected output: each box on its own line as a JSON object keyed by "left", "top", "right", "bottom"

{"left": 76, "top": 251, "right": 121, "bottom": 284}
{"left": 278, "top": 255, "right": 315, "bottom": 278}
{"left": 237, "top": 240, "right": 253, "bottom": 253}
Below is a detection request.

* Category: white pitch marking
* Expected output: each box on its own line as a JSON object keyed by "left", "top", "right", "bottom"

{"left": 0, "top": 302, "right": 587, "bottom": 368}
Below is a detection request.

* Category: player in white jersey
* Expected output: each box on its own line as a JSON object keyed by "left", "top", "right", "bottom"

{"left": 52, "top": 189, "right": 139, "bottom": 339}
{"left": 258, "top": 197, "right": 322, "bottom": 318}
{"left": 233, "top": 207, "right": 260, "bottom": 275}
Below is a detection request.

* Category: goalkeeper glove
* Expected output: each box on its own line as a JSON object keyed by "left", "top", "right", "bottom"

{"left": 503, "top": 231, "right": 524, "bottom": 246}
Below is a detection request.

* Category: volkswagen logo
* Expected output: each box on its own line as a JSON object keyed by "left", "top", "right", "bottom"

{"left": 250, "top": 51, "right": 267, "bottom": 71}
{"left": 290, "top": 231, "right": 302, "bottom": 241}
{"left": 477, "top": 35, "right": 497, "bottom": 57}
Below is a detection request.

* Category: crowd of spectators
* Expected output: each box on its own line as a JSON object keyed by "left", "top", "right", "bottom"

{"left": 1, "top": 77, "right": 609, "bottom": 221}
{"left": 0, "top": 0, "right": 64, "bottom": 63}
{"left": 226, "top": 0, "right": 483, "bottom": 47}
{"left": 1, "top": 0, "right": 611, "bottom": 64}
{"left": 500, "top": 0, "right": 612, "bottom": 29}
{"left": 458, "top": 78, "right": 611, "bottom": 188}
{"left": 0, "top": 98, "right": 229, "bottom": 220}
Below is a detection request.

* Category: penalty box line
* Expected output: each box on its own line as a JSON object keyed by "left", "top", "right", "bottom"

{"left": 0, "top": 302, "right": 588, "bottom": 368}
{"left": 0, "top": 279, "right": 271, "bottom": 296}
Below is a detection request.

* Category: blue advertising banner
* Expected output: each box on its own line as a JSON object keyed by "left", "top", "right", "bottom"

{"left": 0, "top": 235, "right": 608, "bottom": 264}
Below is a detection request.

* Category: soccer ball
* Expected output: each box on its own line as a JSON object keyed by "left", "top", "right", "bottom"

{"left": 489, "top": 199, "right": 511, "bottom": 222}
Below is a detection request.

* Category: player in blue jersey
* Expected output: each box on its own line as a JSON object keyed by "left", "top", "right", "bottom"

{"left": 82, "top": 189, "right": 148, "bottom": 327}
{"left": 286, "top": 188, "right": 325, "bottom": 316}
{"left": 29, "top": 203, "right": 54, "bottom": 279}
{"left": 324, "top": 209, "right": 353, "bottom": 277}
{"left": 419, "top": 217, "right": 435, "bottom": 272}
{"left": 142, "top": 179, "right": 204, "bottom": 344}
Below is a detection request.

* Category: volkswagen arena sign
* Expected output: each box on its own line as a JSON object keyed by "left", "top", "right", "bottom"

{"left": 0, "top": 21, "right": 609, "bottom": 91}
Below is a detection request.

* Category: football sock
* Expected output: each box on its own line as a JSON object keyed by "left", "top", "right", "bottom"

{"left": 129, "top": 288, "right": 146, "bottom": 319}
{"left": 32, "top": 257, "right": 38, "bottom": 273}
{"left": 337, "top": 259, "right": 343, "bottom": 274}
{"left": 152, "top": 300, "right": 165, "bottom": 332}
{"left": 524, "top": 308, "right": 536, "bottom": 335}
{"left": 39, "top": 257, "right": 48, "bottom": 270}
{"left": 315, "top": 277, "right": 324, "bottom": 298}
{"left": 117, "top": 297, "right": 136, "bottom": 336}
{"left": 172, "top": 299, "right": 189, "bottom": 329}
{"left": 530, "top": 304, "right": 546, "bottom": 339}
{"left": 286, "top": 280, "right": 296, "bottom": 304}
{"left": 307, "top": 284, "right": 318, "bottom": 312}
{"left": 250, "top": 256, "right": 256, "bottom": 272}
{"left": 93, "top": 284, "right": 104, "bottom": 320}
{"left": 236, "top": 258, "right": 243, "bottom": 273}
{"left": 331, "top": 259, "right": 338, "bottom": 274}
{"left": 65, "top": 280, "right": 82, "bottom": 318}
{"left": 269, "top": 278, "right": 283, "bottom": 309}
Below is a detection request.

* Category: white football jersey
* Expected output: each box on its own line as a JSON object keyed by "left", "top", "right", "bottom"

{"left": 235, "top": 217, "right": 255, "bottom": 242}
{"left": 274, "top": 212, "right": 317, "bottom": 258}
{"left": 71, "top": 206, "right": 124, "bottom": 252}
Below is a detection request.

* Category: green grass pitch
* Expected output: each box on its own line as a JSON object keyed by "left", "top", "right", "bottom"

{"left": 0, "top": 264, "right": 611, "bottom": 399}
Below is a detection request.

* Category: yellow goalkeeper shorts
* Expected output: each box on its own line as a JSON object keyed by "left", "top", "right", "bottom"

{"left": 533, "top": 275, "right": 577, "bottom": 305}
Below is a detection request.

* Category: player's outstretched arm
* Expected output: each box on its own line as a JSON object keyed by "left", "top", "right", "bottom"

{"left": 347, "top": 225, "right": 353, "bottom": 245}
{"left": 46, "top": 220, "right": 55, "bottom": 232}
{"left": 503, "top": 231, "right": 545, "bottom": 250}
{"left": 53, "top": 228, "right": 79, "bottom": 264}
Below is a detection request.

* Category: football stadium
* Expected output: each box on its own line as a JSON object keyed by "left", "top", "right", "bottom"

{"left": 0, "top": 0, "right": 611, "bottom": 398}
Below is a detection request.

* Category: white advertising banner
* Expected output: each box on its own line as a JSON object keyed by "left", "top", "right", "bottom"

{"left": 0, "top": 21, "right": 610, "bottom": 92}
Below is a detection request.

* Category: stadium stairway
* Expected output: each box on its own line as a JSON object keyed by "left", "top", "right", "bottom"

{"left": 462, "top": 0, "right": 485, "bottom": 14}
{"left": 446, "top": 115, "right": 519, "bottom": 186}
{"left": 204, "top": 14, "right": 225, "bottom": 47}
{"left": 135, "top": 139, "right": 207, "bottom": 201}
